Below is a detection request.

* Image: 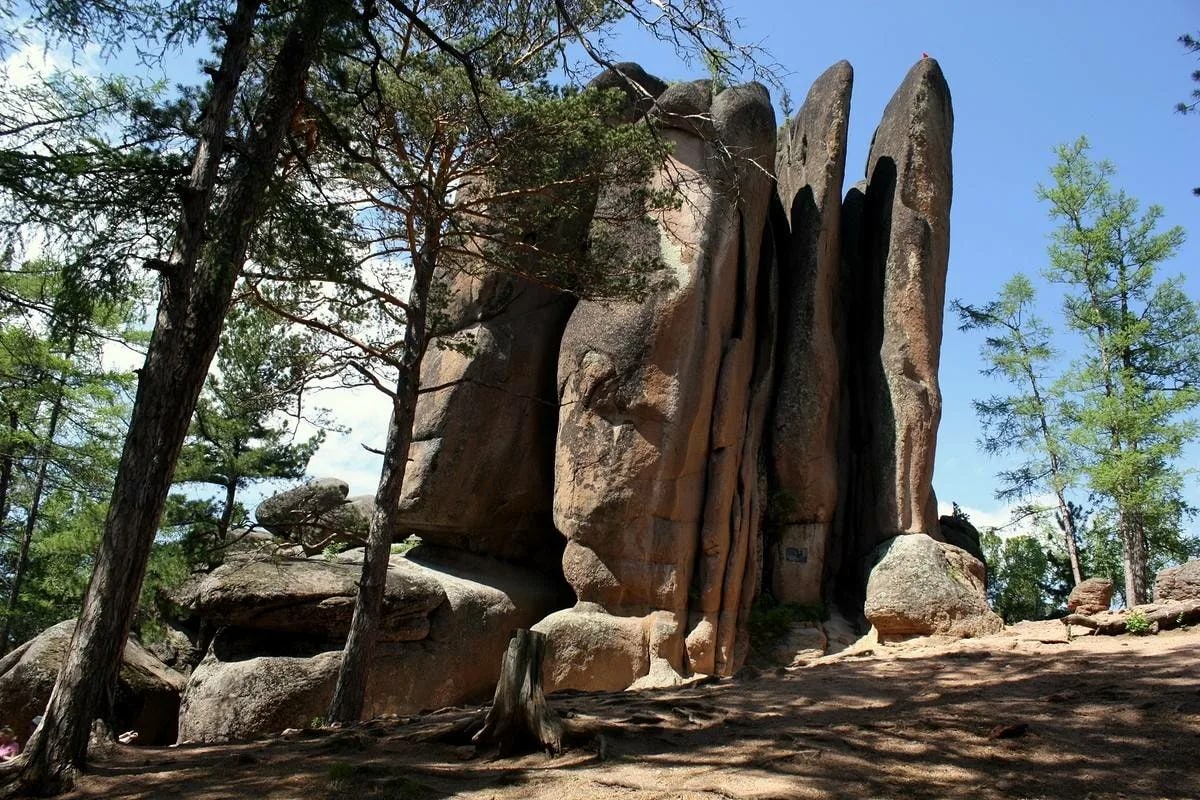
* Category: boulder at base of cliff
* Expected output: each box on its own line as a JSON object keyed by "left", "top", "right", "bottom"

{"left": 0, "top": 620, "right": 185, "bottom": 745}
{"left": 864, "top": 534, "right": 1003, "bottom": 640}
{"left": 176, "top": 547, "right": 570, "bottom": 742}
{"left": 1067, "top": 577, "right": 1114, "bottom": 615}
{"left": 1154, "top": 560, "right": 1200, "bottom": 602}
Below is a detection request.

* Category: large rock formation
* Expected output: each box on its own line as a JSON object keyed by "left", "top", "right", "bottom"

{"left": 175, "top": 547, "right": 569, "bottom": 741}
{"left": 395, "top": 269, "right": 575, "bottom": 568}
{"left": 110, "top": 57, "right": 978, "bottom": 742}
{"left": 838, "top": 58, "right": 954, "bottom": 601}
{"left": 541, "top": 79, "right": 778, "bottom": 689}
{"left": 768, "top": 61, "right": 853, "bottom": 606}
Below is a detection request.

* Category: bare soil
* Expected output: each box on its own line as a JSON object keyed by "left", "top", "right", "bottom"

{"left": 63, "top": 622, "right": 1200, "bottom": 800}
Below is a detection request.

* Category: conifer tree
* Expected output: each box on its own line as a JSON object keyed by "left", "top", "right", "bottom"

{"left": 1040, "top": 137, "right": 1200, "bottom": 605}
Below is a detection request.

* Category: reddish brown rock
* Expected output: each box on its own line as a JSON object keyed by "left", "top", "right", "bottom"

{"left": 397, "top": 269, "right": 575, "bottom": 567}
{"left": 840, "top": 59, "right": 953, "bottom": 600}
{"left": 547, "top": 81, "right": 778, "bottom": 685}
{"left": 1067, "top": 577, "right": 1114, "bottom": 615}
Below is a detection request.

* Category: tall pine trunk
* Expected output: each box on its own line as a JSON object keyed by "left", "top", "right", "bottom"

{"left": 3, "top": 0, "right": 340, "bottom": 791}
{"left": 327, "top": 239, "right": 437, "bottom": 724}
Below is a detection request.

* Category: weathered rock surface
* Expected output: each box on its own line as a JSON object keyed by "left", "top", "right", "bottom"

{"left": 1154, "top": 560, "right": 1200, "bottom": 602}
{"left": 768, "top": 61, "right": 853, "bottom": 606}
{"left": 167, "top": 59, "right": 968, "bottom": 731}
{"left": 837, "top": 58, "right": 953, "bottom": 607}
{"left": 866, "top": 57, "right": 953, "bottom": 540}
{"left": 170, "top": 557, "right": 445, "bottom": 642}
{"left": 396, "top": 64, "right": 669, "bottom": 569}
{"left": 864, "top": 533, "right": 1002, "bottom": 640}
{"left": 396, "top": 269, "right": 576, "bottom": 567}
{"left": 546, "top": 80, "right": 777, "bottom": 686}
{"left": 1067, "top": 577, "right": 1114, "bottom": 615}
{"left": 176, "top": 548, "right": 569, "bottom": 742}
{"left": 255, "top": 478, "right": 369, "bottom": 554}
{"left": 0, "top": 620, "right": 185, "bottom": 745}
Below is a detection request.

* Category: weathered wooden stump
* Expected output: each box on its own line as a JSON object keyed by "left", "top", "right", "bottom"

{"left": 472, "top": 628, "right": 562, "bottom": 756}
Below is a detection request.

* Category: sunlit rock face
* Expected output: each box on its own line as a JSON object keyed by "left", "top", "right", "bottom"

{"left": 837, "top": 57, "right": 954, "bottom": 605}
{"left": 157, "top": 57, "right": 966, "bottom": 741}
{"left": 542, "top": 79, "right": 778, "bottom": 689}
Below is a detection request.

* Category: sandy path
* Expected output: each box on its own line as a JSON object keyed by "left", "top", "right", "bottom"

{"left": 63, "top": 623, "right": 1200, "bottom": 800}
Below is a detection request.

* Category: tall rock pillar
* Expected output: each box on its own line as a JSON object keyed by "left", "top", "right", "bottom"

{"left": 839, "top": 58, "right": 954, "bottom": 599}
{"left": 768, "top": 61, "right": 853, "bottom": 606}
{"left": 535, "top": 81, "right": 778, "bottom": 689}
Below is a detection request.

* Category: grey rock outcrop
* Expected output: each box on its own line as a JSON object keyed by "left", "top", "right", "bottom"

{"left": 864, "top": 533, "right": 1002, "bottom": 640}
{"left": 255, "top": 478, "right": 370, "bottom": 554}
{"left": 768, "top": 61, "right": 853, "bottom": 606}
{"left": 543, "top": 80, "right": 778, "bottom": 689}
{"left": 0, "top": 620, "right": 185, "bottom": 745}
{"left": 1154, "top": 560, "right": 1200, "bottom": 602}
{"left": 170, "top": 557, "right": 445, "bottom": 641}
{"left": 938, "top": 513, "right": 985, "bottom": 565}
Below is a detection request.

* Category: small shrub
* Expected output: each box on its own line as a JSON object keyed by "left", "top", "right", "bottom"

{"left": 391, "top": 535, "right": 421, "bottom": 556}
{"left": 748, "top": 594, "right": 829, "bottom": 653}
{"left": 1125, "top": 609, "right": 1152, "bottom": 635}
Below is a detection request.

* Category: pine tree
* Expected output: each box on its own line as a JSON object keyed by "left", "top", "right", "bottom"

{"left": 168, "top": 302, "right": 326, "bottom": 569}
{"left": 955, "top": 275, "right": 1085, "bottom": 586}
{"left": 1040, "top": 137, "right": 1200, "bottom": 605}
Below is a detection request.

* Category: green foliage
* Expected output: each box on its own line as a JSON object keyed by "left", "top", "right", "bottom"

{"left": 0, "top": 257, "right": 144, "bottom": 648}
{"left": 981, "top": 529, "right": 1071, "bottom": 623}
{"left": 1041, "top": 137, "right": 1200, "bottom": 603}
{"left": 748, "top": 594, "right": 828, "bottom": 653}
{"left": 166, "top": 302, "right": 326, "bottom": 571}
{"left": 1124, "top": 608, "right": 1151, "bottom": 635}
{"left": 390, "top": 535, "right": 420, "bottom": 556}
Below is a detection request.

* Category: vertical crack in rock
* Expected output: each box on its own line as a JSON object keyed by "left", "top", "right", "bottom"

{"left": 767, "top": 61, "right": 853, "bottom": 608}
{"left": 396, "top": 65, "right": 668, "bottom": 572}
{"left": 538, "top": 81, "right": 776, "bottom": 690}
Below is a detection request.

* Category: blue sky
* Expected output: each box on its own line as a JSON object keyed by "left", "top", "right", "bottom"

{"left": 601, "top": 2, "right": 1199, "bottom": 528}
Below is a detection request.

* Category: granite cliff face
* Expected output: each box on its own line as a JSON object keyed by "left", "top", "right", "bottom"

{"left": 118, "top": 58, "right": 988, "bottom": 741}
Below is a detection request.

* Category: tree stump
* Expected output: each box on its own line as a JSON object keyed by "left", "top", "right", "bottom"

{"left": 472, "top": 629, "right": 562, "bottom": 756}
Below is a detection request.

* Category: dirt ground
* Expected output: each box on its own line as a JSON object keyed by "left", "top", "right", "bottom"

{"left": 62, "top": 622, "right": 1200, "bottom": 800}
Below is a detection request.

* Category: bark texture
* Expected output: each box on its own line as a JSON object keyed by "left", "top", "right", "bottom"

{"left": 473, "top": 628, "right": 562, "bottom": 756}
{"left": 7, "top": 0, "right": 334, "bottom": 790}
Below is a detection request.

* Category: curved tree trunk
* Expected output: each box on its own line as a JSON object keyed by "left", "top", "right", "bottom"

{"left": 2, "top": 0, "right": 339, "bottom": 791}
{"left": 327, "top": 239, "right": 436, "bottom": 724}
